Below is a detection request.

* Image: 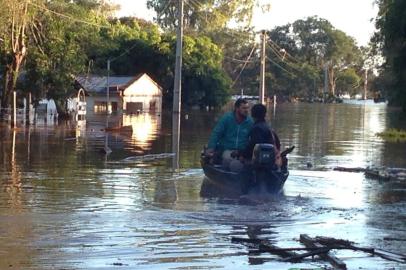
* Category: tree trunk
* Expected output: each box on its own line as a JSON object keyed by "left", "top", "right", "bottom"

{"left": 0, "top": 1, "right": 28, "bottom": 113}
{"left": 328, "top": 67, "right": 336, "bottom": 96}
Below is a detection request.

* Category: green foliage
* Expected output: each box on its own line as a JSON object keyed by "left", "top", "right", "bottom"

{"left": 23, "top": 0, "right": 100, "bottom": 101}
{"left": 374, "top": 0, "right": 406, "bottom": 111}
{"left": 266, "top": 16, "right": 362, "bottom": 98}
{"left": 0, "top": 0, "right": 232, "bottom": 110}
{"left": 376, "top": 129, "right": 406, "bottom": 142}
{"left": 335, "top": 68, "right": 361, "bottom": 96}
{"left": 0, "top": 0, "right": 37, "bottom": 107}
{"left": 146, "top": 0, "right": 254, "bottom": 32}
{"left": 96, "top": 28, "right": 230, "bottom": 106}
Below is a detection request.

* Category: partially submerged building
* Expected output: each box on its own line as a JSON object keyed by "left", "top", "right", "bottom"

{"left": 75, "top": 73, "right": 163, "bottom": 114}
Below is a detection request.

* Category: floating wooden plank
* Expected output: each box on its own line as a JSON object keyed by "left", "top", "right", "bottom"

{"left": 364, "top": 170, "right": 391, "bottom": 181}
{"left": 384, "top": 237, "right": 406, "bottom": 242}
{"left": 333, "top": 167, "right": 406, "bottom": 181}
{"left": 315, "top": 236, "right": 406, "bottom": 263}
{"left": 333, "top": 167, "right": 367, "bottom": 172}
{"left": 300, "top": 234, "right": 347, "bottom": 270}
{"left": 231, "top": 237, "right": 297, "bottom": 258}
{"left": 282, "top": 247, "right": 331, "bottom": 262}
{"left": 374, "top": 248, "right": 406, "bottom": 263}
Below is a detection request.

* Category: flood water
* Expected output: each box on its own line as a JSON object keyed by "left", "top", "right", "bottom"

{"left": 0, "top": 103, "right": 405, "bottom": 269}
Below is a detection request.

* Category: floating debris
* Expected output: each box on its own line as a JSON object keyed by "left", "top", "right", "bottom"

{"left": 232, "top": 235, "right": 406, "bottom": 269}
{"left": 333, "top": 166, "right": 406, "bottom": 181}
{"left": 376, "top": 129, "right": 406, "bottom": 142}
{"left": 107, "top": 153, "right": 175, "bottom": 164}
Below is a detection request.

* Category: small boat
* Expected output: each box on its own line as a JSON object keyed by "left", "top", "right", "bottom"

{"left": 201, "top": 145, "right": 294, "bottom": 197}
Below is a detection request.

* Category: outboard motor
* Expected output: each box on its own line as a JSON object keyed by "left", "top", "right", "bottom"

{"left": 252, "top": 144, "right": 276, "bottom": 168}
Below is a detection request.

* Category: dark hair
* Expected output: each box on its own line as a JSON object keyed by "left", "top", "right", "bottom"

{"left": 234, "top": 98, "right": 248, "bottom": 108}
{"left": 251, "top": 103, "right": 267, "bottom": 120}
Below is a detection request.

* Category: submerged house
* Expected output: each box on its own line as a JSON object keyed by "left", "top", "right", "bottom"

{"left": 75, "top": 73, "right": 163, "bottom": 114}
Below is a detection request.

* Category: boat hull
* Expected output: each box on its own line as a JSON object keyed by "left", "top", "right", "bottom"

{"left": 201, "top": 161, "right": 288, "bottom": 197}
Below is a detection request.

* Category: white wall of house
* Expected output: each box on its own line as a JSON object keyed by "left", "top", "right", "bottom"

{"left": 86, "top": 95, "right": 122, "bottom": 114}
{"left": 123, "top": 74, "right": 162, "bottom": 113}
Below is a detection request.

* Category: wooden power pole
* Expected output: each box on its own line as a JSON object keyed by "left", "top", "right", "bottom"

{"left": 364, "top": 68, "right": 368, "bottom": 100}
{"left": 172, "top": 0, "right": 183, "bottom": 169}
{"left": 259, "top": 30, "right": 266, "bottom": 104}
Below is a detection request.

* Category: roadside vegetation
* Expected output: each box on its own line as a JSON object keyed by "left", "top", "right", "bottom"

{"left": 0, "top": 0, "right": 405, "bottom": 112}
{"left": 377, "top": 129, "right": 406, "bottom": 142}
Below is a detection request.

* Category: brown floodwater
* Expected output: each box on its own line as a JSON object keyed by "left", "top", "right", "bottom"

{"left": 0, "top": 102, "right": 405, "bottom": 269}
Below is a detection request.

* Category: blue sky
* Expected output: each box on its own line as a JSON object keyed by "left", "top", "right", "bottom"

{"left": 112, "top": 0, "right": 378, "bottom": 46}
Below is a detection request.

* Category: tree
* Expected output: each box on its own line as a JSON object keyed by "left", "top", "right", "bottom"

{"left": 265, "top": 17, "right": 362, "bottom": 98}
{"left": 0, "top": 0, "right": 33, "bottom": 109}
{"left": 335, "top": 68, "right": 361, "bottom": 96}
{"left": 92, "top": 18, "right": 231, "bottom": 108}
{"left": 146, "top": 0, "right": 254, "bottom": 32}
{"left": 373, "top": 0, "right": 406, "bottom": 111}
{"left": 22, "top": 0, "right": 106, "bottom": 111}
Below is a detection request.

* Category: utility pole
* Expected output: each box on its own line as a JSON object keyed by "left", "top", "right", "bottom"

{"left": 12, "top": 91, "right": 16, "bottom": 128}
{"left": 172, "top": 0, "right": 183, "bottom": 169}
{"left": 27, "top": 92, "right": 31, "bottom": 125}
{"left": 259, "top": 30, "right": 266, "bottom": 104}
{"left": 364, "top": 68, "right": 368, "bottom": 100}
{"left": 106, "top": 59, "right": 111, "bottom": 114}
{"left": 103, "top": 59, "right": 112, "bottom": 156}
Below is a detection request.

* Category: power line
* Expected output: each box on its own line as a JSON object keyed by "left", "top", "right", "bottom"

{"left": 109, "top": 42, "right": 140, "bottom": 62}
{"left": 267, "top": 38, "right": 301, "bottom": 64}
{"left": 29, "top": 2, "right": 110, "bottom": 29}
{"left": 232, "top": 44, "right": 257, "bottom": 87}
{"left": 29, "top": 2, "right": 147, "bottom": 64}
{"left": 266, "top": 56, "right": 297, "bottom": 78}
{"left": 185, "top": 0, "right": 254, "bottom": 41}
{"left": 157, "top": 0, "right": 174, "bottom": 19}
{"left": 266, "top": 43, "right": 302, "bottom": 73}
{"left": 224, "top": 56, "right": 258, "bottom": 63}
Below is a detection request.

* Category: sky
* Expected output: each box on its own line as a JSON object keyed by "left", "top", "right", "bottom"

{"left": 112, "top": 0, "right": 378, "bottom": 46}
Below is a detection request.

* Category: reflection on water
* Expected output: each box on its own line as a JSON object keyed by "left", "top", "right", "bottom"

{"left": 0, "top": 104, "right": 405, "bottom": 269}
{"left": 122, "top": 113, "right": 161, "bottom": 151}
{"left": 272, "top": 103, "right": 389, "bottom": 169}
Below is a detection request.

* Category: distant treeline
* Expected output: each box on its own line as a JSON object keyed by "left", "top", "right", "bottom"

{"left": 0, "top": 0, "right": 403, "bottom": 111}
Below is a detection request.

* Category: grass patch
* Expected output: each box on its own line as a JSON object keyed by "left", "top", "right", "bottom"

{"left": 376, "top": 128, "right": 406, "bottom": 142}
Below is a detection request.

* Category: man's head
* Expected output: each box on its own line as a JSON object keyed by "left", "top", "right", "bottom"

{"left": 234, "top": 98, "right": 249, "bottom": 118}
{"left": 251, "top": 103, "right": 267, "bottom": 121}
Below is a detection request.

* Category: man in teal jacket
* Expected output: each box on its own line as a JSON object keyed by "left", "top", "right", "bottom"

{"left": 206, "top": 98, "right": 253, "bottom": 170}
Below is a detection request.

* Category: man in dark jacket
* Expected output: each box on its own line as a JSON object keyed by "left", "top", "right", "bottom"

{"left": 241, "top": 103, "right": 282, "bottom": 167}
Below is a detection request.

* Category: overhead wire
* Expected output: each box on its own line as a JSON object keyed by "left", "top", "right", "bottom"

{"left": 156, "top": 0, "right": 174, "bottom": 19}
{"left": 109, "top": 42, "right": 140, "bottom": 62}
{"left": 28, "top": 2, "right": 110, "bottom": 29}
{"left": 266, "top": 43, "right": 302, "bottom": 73}
{"left": 267, "top": 37, "right": 302, "bottom": 64}
{"left": 265, "top": 56, "right": 297, "bottom": 78}
{"left": 224, "top": 56, "right": 258, "bottom": 64}
{"left": 231, "top": 44, "right": 257, "bottom": 87}
{"left": 186, "top": 0, "right": 254, "bottom": 41}
{"left": 29, "top": 2, "right": 150, "bottom": 63}
{"left": 186, "top": 1, "right": 298, "bottom": 82}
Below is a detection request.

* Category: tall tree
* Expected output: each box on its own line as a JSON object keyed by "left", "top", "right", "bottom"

{"left": 22, "top": 0, "right": 107, "bottom": 110}
{"left": 373, "top": 0, "right": 406, "bottom": 111}
{"left": 0, "top": 0, "right": 33, "bottom": 109}
{"left": 146, "top": 0, "right": 254, "bottom": 32}
{"left": 266, "top": 17, "right": 362, "bottom": 98}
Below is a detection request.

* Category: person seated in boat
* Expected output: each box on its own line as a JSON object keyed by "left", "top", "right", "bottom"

{"left": 206, "top": 98, "right": 253, "bottom": 170}
{"left": 241, "top": 103, "right": 282, "bottom": 168}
